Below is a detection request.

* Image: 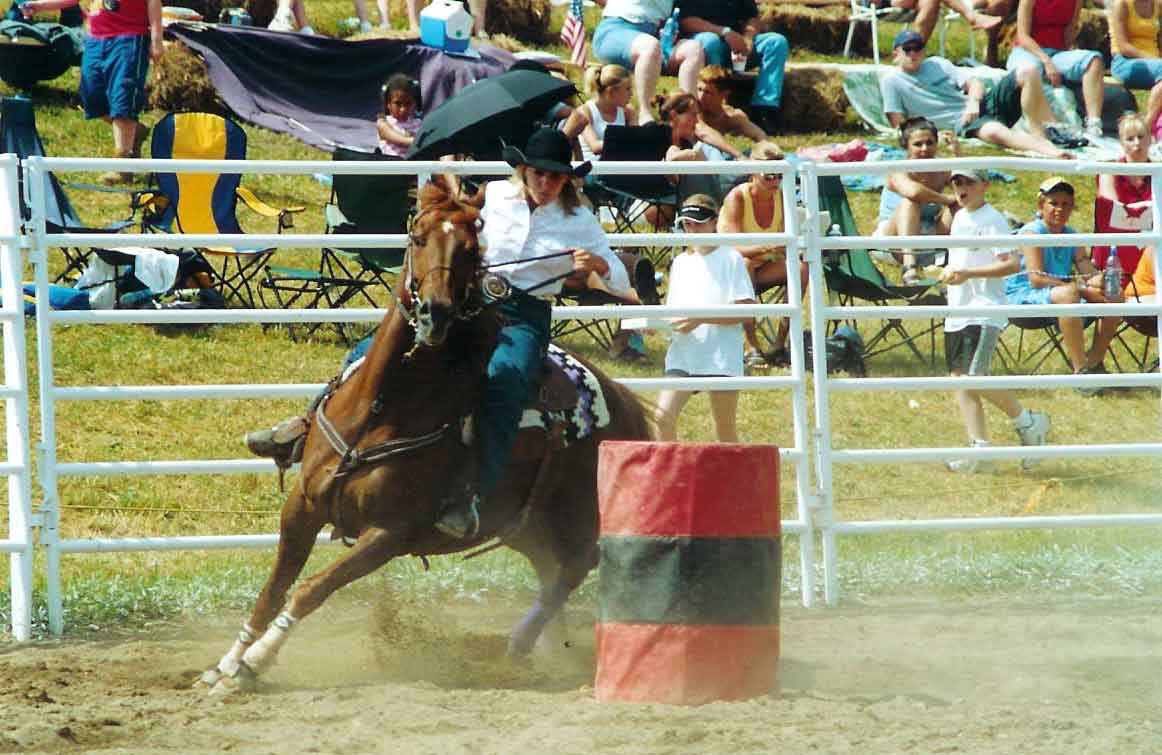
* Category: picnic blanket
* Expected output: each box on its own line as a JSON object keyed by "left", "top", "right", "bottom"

{"left": 166, "top": 24, "right": 516, "bottom": 153}
{"left": 841, "top": 64, "right": 1121, "bottom": 160}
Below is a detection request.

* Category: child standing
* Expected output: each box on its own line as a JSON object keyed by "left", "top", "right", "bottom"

{"left": 655, "top": 194, "right": 757, "bottom": 442}
{"left": 376, "top": 74, "right": 423, "bottom": 158}
{"left": 941, "top": 167, "right": 1050, "bottom": 472}
{"left": 562, "top": 64, "right": 636, "bottom": 164}
{"left": 22, "top": 0, "right": 164, "bottom": 185}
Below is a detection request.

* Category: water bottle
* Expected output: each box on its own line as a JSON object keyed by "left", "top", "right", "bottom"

{"left": 659, "top": 8, "right": 679, "bottom": 66}
{"left": 1103, "top": 249, "right": 1123, "bottom": 301}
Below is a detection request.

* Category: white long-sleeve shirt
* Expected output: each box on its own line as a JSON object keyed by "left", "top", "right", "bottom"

{"left": 480, "top": 180, "right": 629, "bottom": 298}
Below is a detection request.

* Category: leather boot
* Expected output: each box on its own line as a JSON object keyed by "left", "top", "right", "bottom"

{"left": 245, "top": 416, "right": 308, "bottom": 467}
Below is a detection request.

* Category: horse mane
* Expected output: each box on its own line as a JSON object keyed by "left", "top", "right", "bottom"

{"left": 415, "top": 178, "right": 482, "bottom": 233}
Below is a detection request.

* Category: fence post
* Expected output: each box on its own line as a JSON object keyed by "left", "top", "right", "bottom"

{"left": 799, "top": 162, "right": 841, "bottom": 606}
{"left": 783, "top": 163, "right": 817, "bottom": 607}
{"left": 1, "top": 155, "right": 33, "bottom": 640}
{"left": 25, "top": 157, "right": 63, "bottom": 635}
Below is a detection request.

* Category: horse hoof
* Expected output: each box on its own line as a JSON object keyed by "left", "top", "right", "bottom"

{"left": 194, "top": 669, "right": 222, "bottom": 689}
{"left": 207, "top": 663, "right": 258, "bottom": 697}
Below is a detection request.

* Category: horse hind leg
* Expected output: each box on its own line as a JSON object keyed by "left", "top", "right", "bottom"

{"left": 506, "top": 509, "right": 596, "bottom": 658}
{"left": 201, "top": 485, "right": 324, "bottom": 692}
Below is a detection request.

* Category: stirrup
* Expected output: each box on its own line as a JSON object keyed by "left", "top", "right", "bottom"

{"left": 434, "top": 493, "right": 481, "bottom": 539}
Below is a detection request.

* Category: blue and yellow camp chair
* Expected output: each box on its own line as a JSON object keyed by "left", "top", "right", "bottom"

{"left": 134, "top": 112, "right": 304, "bottom": 307}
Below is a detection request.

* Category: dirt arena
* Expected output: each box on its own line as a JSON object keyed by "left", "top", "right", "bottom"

{"left": 1, "top": 593, "right": 1159, "bottom": 753}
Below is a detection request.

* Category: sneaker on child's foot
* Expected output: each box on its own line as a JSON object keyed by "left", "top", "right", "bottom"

{"left": 1084, "top": 117, "right": 1104, "bottom": 140}
{"left": 1016, "top": 411, "right": 1050, "bottom": 470}
{"left": 946, "top": 441, "right": 994, "bottom": 473}
{"left": 268, "top": 5, "right": 296, "bottom": 31}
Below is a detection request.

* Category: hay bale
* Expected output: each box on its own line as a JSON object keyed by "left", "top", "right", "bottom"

{"left": 147, "top": 41, "right": 227, "bottom": 115}
{"left": 760, "top": 3, "right": 872, "bottom": 58}
{"left": 727, "top": 65, "right": 852, "bottom": 133}
{"left": 485, "top": 0, "right": 551, "bottom": 42}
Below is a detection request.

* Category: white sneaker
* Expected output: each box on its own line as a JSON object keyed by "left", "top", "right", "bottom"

{"left": 268, "top": 6, "right": 296, "bottom": 31}
{"left": 946, "top": 457, "right": 995, "bottom": 473}
{"left": 1084, "top": 117, "right": 1104, "bottom": 140}
{"left": 946, "top": 441, "right": 994, "bottom": 473}
{"left": 1016, "top": 411, "right": 1050, "bottom": 470}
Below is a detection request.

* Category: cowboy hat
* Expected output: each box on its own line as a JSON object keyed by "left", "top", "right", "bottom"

{"left": 502, "top": 127, "right": 592, "bottom": 178}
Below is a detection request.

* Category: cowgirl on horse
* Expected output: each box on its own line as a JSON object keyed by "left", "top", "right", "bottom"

{"left": 246, "top": 128, "right": 630, "bottom": 539}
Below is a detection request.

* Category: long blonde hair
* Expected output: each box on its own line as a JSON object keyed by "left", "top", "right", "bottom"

{"left": 511, "top": 165, "right": 582, "bottom": 214}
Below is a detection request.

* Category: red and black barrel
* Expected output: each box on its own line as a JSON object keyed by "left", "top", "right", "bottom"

{"left": 595, "top": 441, "right": 781, "bottom": 705}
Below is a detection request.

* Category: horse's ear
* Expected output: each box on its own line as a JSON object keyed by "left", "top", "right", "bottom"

{"left": 465, "top": 182, "right": 485, "bottom": 209}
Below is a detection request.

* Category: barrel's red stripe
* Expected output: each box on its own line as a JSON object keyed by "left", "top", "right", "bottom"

{"left": 594, "top": 622, "right": 780, "bottom": 704}
{"left": 598, "top": 442, "right": 780, "bottom": 538}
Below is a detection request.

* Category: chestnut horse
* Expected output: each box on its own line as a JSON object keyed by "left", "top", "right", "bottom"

{"left": 200, "top": 178, "right": 651, "bottom": 694}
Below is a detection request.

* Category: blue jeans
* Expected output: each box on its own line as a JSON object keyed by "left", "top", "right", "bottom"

{"left": 330, "top": 295, "right": 550, "bottom": 497}
{"left": 1111, "top": 55, "right": 1162, "bottom": 89}
{"left": 478, "top": 295, "right": 552, "bottom": 495}
{"left": 690, "top": 31, "right": 789, "bottom": 107}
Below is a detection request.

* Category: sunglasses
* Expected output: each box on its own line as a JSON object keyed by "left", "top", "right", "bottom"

{"left": 900, "top": 44, "right": 924, "bottom": 54}
{"left": 760, "top": 172, "right": 782, "bottom": 181}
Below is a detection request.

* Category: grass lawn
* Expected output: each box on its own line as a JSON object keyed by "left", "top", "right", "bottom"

{"left": 2, "top": 3, "right": 1161, "bottom": 636}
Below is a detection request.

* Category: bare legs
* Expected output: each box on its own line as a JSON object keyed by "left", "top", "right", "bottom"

{"left": 1049, "top": 284, "right": 1123, "bottom": 371}
{"left": 1147, "top": 81, "right": 1162, "bottom": 137}
{"left": 655, "top": 390, "right": 740, "bottom": 442}
{"left": 894, "top": 0, "right": 1000, "bottom": 40}
{"left": 975, "top": 68, "right": 1072, "bottom": 158}
{"left": 745, "top": 258, "right": 808, "bottom": 354}
{"left": 952, "top": 368, "right": 1023, "bottom": 443}
{"left": 628, "top": 35, "right": 704, "bottom": 124}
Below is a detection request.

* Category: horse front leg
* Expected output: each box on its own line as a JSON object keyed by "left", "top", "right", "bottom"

{"left": 212, "top": 524, "right": 405, "bottom": 694}
{"left": 201, "top": 486, "right": 324, "bottom": 692}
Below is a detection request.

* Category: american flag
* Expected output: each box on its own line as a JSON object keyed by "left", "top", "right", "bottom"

{"left": 561, "top": 0, "right": 587, "bottom": 68}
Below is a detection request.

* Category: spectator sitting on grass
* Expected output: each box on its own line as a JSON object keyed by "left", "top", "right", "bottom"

{"left": 880, "top": 30, "right": 1073, "bottom": 160}
{"left": 939, "top": 167, "right": 1050, "bottom": 473}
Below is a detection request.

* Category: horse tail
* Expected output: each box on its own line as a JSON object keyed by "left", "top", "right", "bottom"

{"left": 598, "top": 370, "right": 656, "bottom": 442}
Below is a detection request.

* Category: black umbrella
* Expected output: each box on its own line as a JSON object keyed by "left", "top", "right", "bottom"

{"left": 407, "top": 69, "right": 577, "bottom": 161}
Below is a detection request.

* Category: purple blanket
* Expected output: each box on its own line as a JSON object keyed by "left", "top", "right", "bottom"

{"left": 166, "top": 24, "right": 516, "bottom": 153}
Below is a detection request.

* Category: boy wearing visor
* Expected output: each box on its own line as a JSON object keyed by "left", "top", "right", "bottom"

{"left": 654, "top": 194, "right": 756, "bottom": 443}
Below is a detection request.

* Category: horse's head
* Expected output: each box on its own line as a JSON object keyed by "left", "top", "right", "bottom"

{"left": 400, "top": 176, "right": 484, "bottom": 347}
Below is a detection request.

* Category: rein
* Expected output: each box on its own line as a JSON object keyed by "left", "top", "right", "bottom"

{"left": 315, "top": 392, "right": 452, "bottom": 480}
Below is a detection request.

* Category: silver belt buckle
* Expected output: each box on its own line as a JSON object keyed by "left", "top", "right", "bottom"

{"left": 481, "top": 273, "right": 512, "bottom": 302}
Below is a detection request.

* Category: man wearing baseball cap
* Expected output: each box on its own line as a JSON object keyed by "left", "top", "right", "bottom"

{"left": 939, "top": 164, "right": 1051, "bottom": 472}
{"left": 880, "top": 29, "right": 1072, "bottom": 158}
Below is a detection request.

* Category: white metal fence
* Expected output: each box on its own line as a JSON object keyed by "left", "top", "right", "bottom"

{"left": 3, "top": 154, "right": 1161, "bottom": 638}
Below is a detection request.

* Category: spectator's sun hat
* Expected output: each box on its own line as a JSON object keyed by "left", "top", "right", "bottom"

{"left": 893, "top": 30, "right": 925, "bottom": 50}
{"left": 1038, "top": 176, "right": 1075, "bottom": 195}
{"left": 950, "top": 167, "right": 988, "bottom": 182}
{"left": 503, "top": 127, "right": 592, "bottom": 177}
{"left": 676, "top": 193, "right": 719, "bottom": 224}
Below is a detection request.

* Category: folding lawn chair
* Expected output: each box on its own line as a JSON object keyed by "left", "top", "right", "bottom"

{"left": 585, "top": 124, "right": 678, "bottom": 269}
{"left": 994, "top": 316, "right": 1072, "bottom": 374}
{"left": 551, "top": 254, "right": 658, "bottom": 351}
{"left": 134, "top": 112, "right": 304, "bottom": 307}
{"left": 261, "top": 148, "right": 413, "bottom": 342}
{"left": 817, "top": 175, "right": 946, "bottom": 366}
{"left": 0, "top": 95, "right": 135, "bottom": 283}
